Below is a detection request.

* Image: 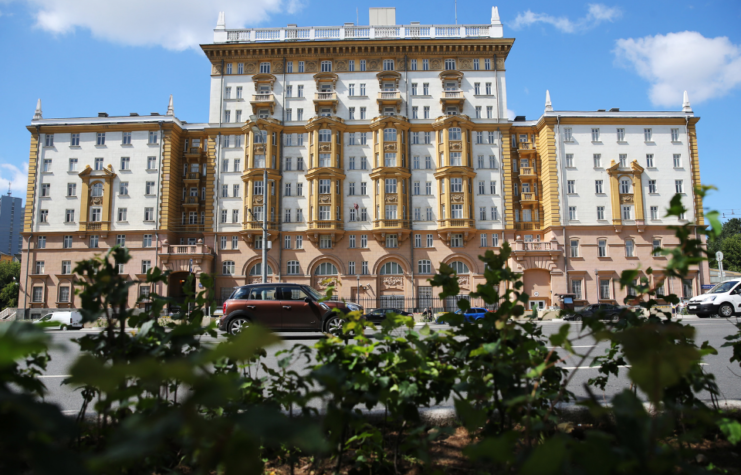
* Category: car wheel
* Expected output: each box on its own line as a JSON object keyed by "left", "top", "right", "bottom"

{"left": 228, "top": 317, "right": 250, "bottom": 335}
{"left": 324, "top": 316, "right": 344, "bottom": 334}
{"left": 719, "top": 303, "right": 734, "bottom": 318}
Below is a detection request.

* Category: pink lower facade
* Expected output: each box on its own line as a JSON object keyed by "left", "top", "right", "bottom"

{"left": 18, "top": 225, "right": 710, "bottom": 317}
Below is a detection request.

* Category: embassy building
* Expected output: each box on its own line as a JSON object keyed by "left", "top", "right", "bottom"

{"left": 19, "top": 7, "right": 708, "bottom": 316}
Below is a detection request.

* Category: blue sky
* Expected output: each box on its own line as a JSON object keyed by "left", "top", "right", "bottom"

{"left": 0, "top": 0, "right": 739, "bottom": 219}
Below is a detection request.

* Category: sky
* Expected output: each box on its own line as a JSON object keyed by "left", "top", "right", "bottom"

{"left": 0, "top": 0, "right": 739, "bottom": 220}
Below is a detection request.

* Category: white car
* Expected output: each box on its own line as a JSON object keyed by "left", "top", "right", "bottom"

{"left": 686, "top": 279, "right": 741, "bottom": 318}
{"left": 34, "top": 311, "right": 83, "bottom": 330}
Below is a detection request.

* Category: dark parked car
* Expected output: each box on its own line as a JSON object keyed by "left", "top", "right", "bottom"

{"left": 364, "top": 308, "right": 413, "bottom": 323}
{"left": 438, "top": 307, "right": 489, "bottom": 324}
{"left": 564, "top": 303, "right": 623, "bottom": 321}
{"left": 219, "top": 283, "right": 363, "bottom": 334}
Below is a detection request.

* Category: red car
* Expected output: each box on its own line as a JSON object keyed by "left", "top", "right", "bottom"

{"left": 219, "top": 283, "right": 363, "bottom": 334}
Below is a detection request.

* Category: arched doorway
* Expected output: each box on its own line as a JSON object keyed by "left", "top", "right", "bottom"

{"left": 168, "top": 271, "right": 196, "bottom": 312}
{"left": 444, "top": 260, "right": 471, "bottom": 311}
{"left": 378, "top": 261, "right": 405, "bottom": 309}
{"left": 248, "top": 263, "right": 274, "bottom": 283}
{"left": 522, "top": 269, "right": 551, "bottom": 309}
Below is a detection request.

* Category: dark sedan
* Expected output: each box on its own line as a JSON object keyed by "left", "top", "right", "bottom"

{"left": 364, "top": 308, "right": 413, "bottom": 323}
{"left": 564, "top": 303, "right": 623, "bottom": 321}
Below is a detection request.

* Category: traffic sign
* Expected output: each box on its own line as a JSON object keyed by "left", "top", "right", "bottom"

{"left": 716, "top": 251, "right": 724, "bottom": 262}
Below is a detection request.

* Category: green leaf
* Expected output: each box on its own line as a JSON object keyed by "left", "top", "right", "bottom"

{"left": 207, "top": 324, "right": 281, "bottom": 362}
{"left": 719, "top": 418, "right": 741, "bottom": 445}
{"left": 520, "top": 436, "right": 567, "bottom": 475}
{"left": 454, "top": 399, "right": 487, "bottom": 432}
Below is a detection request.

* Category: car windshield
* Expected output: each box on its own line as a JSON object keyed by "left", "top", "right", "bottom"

{"left": 303, "top": 286, "right": 323, "bottom": 300}
{"left": 707, "top": 281, "right": 739, "bottom": 294}
{"left": 39, "top": 315, "right": 51, "bottom": 321}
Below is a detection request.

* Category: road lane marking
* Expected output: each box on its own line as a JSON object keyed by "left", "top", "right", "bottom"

{"left": 39, "top": 375, "right": 71, "bottom": 378}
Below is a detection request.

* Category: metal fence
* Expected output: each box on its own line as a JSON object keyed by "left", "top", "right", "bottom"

{"left": 342, "top": 296, "right": 500, "bottom": 314}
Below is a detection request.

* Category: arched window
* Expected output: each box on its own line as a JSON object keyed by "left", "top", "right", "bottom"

{"left": 249, "top": 263, "right": 274, "bottom": 275}
{"left": 91, "top": 182, "right": 103, "bottom": 197}
{"left": 315, "top": 262, "right": 338, "bottom": 275}
{"left": 449, "top": 261, "right": 470, "bottom": 274}
{"left": 379, "top": 261, "right": 403, "bottom": 275}
{"left": 620, "top": 178, "right": 631, "bottom": 194}
{"left": 222, "top": 261, "right": 235, "bottom": 275}
{"left": 448, "top": 128, "right": 462, "bottom": 141}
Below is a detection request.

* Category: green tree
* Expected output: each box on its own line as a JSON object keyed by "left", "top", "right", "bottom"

{"left": 720, "top": 233, "right": 741, "bottom": 272}
{"left": 0, "top": 260, "right": 21, "bottom": 310}
{"left": 709, "top": 217, "right": 741, "bottom": 267}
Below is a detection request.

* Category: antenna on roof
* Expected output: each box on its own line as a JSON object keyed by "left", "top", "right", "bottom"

{"left": 455, "top": 0, "right": 458, "bottom": 24}
{"left": 7, "top": 181, "right": 11, "bottom": 196}
{"left": 356, "top": 7, "right": 359, "bottom": 25}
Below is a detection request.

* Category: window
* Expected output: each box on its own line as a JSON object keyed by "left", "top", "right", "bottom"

{"left": 383, "top": 59, "right": 394, "bottom": 70}
{"left": 65, "top": 209, "right": 75, "bottom": 223}
{"left": 675, "top": 180, "right": 684, "bottom": 193}
{"left": 70, "top": 133, "right": 80, "bottom": 146}
{"left": 315, "top": 262, "right": 338, "bottom": 276}
{"left": 36, "top": 236, "right": 46, "bottom": 249}
{"left": 653, "top": 239, "right": 662, "bottom": 257}
{"left": 598, "top": 239, "right": 607, "bottom": 257}
{"left": 491, "top": 207, "right": 499, "bottom": 220}
{"left": 595, "top": 180, "right": 603, "bottom": 194}
{"left": 450, "top": 233, "right": 463, "bottom": 248}
{"left": 260, "top": 62, "right": 271, "bottom": 73}
{"left": 567, "top": 180, "right": 575, "bottom": 194}
{"left": 625, "top": 239, "right": 635, "bottom": 257}
{"left": 673, "top": 154, "right": 682, "bottom": 168}
{"left": 671, "top": 128, "right": 680, "bottom": 141}
{"left": 591, "top": 128, "right": 600, "bottom": 142}
{"left": 444, "top": 58, "right": 456, "bottom": 70}
{"left": 475, "top": 106, "right": 482, "bottom": 119}
{"left": 117, "top": 208, "right": 127, "bottom": 222}
{"left": 39, "top": 209, "right": 48, "bottom": 223}
{"left": 147, "top": 157, "right": 157, "bottom": 169}
{"left": 44, "top": 134, "right": 54, "bottom": 147}
{"left": 40, "top": 183, "right": 50, "bottom": 197}
{"left": 232, "top": 209, "right": 239, "bottom": 223}
{"left": 565, "top": 154, "right": 574, "bottom": 167}
{"left": 359, "top": 234, "right": 368, "bottom": 248}
{"left": 593, "top": 154, "right": 601, "bottom": 168}
{"left": 145, "top": 181, "right": 155, "bottom": 195}
{"left": 571, "top": 280, "right": 582, "bottom": 300}
{"left": 569, "top": 206, "right": 577, "bottom": 221}
{"left": 298, "top": 61, "right": 305, "bottom": 72}
{"left": 90, "top": 208, "right": 101, "bottom": 222}
{"left": 94, "top": 157, "right": 104, "bottom": 171}
{"left": 148, "top": 131, "right": 158, "bottom": 144}
{"left": 222, "top": 261, "right": 235, "bottom": 275}
{"left": 58, "top": 286, "right": 70, "bottom": 303}
{"left": 622, "top": 205, "right": 632, "bottom": 220}
{"left": 385, "top": 234, "right": 398, "bottom": 248}
{"left": 320, "top": 60, "right": 332, "bottom": 72}
{"left": 620, "top": 179, "right": 631, "bottom": 194}
{"left": 450, "top": 178, "right": 462, "bottom": 193}
{"left": 479, "top": 207, "right": 486, "bottom": 220}
{"left": 648, "top": 180, "right": 657, "bottom": 193}
{"left": 646, "top": 154, "right": 654, "bottom": 168}
{"left": 597, "top": 206, "right": 605, "bottom": 220}
{"left": 62, "top": 235, "right": 73, "bottom": 249}
{"left": 650, "top": 206, "right": 659, "bottom": 220}
{"left": 418, "top": 260, "right": 432, "bottom": 274}
{"left": 32, "top": 287, "right": 43, "bottom": 303}
{"left": 617, "top": 128, "right": 625, "bottom": 142}
{"left": 34, "top": 260, "right": 45, "bottom": 274}
{"left": 563, "top": 128, "right": 573, "bottom": 141}
{"left": 644, "top": 128, "right": 653, "bottom": 142}
{"left": 140, "top": 260, "right": 152, "bottom": 274}
{"left": 120, "top": 156, "right": 130, "bottom": 170}
{"left": 116, "top": 234, "right": 126, "bottom": 247}
{"left": 570, "top": 240, "right": 579, "bottom": 258}
{"left": 96, "top": 132, "right": 106, "bottom": 145}
{"left": 385, "top": 178, "right": 397, "bottom": 193}
{"left": 144, "top": 207, "right": 154, "bottom": 221}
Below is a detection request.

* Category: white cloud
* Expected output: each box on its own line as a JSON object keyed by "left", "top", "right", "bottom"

{"left": 510, "top": 4, "right": 621, "bottom": 33}
{"left": 14, "top": 0, "right": 304, "bottom": 51}
{"left": 507, "top": 109, "right": 516, "bottom": 120}
{"left": 0, "top": 162, "right": 29, "bottom": 198}
{"left": 614, "top": 31, "right": 741, "bottom": 107}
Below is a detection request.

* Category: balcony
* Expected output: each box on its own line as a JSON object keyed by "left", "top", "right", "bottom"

{"left": 161, "top": 243, "right": 213, "bottom": 256}
{"left": 440, "top": 90, "right": 465, "bottom": 112}
{"left": 79, "top": 221, "right": 110, "bottom": 232}
{"left": 182, "top": 196, "right": 200, "bottom": 208}
{"left": 373, "top": 219, "right": 410, "bottom": 229}
{"left": 511, "top": 239, "right": 561, "bottom": 261}
{"left": 183, "top": 172, "right": 201, "bottom": 183}
{"left": 517, "top": 142, "right": 537, "bottom": 155}
{"left": 519, "top": 167, "right": 537, "bottom": 180}
{"left": 313, "top": 92, "right": 338, "bottom": 113}
{"left": 184, "top": 145, "right": 205, "bottom": 162}
{"left": 158, "top": 241, "right": 214, "bottom": 273}
{"left": 519, "top": 192, "right": 538, "bottom": 204}
{"left": 376, "top": 90, "right": 402, "bottom": 113}
{"left": 250, "top": 93, "right": 276, "bottom": 115}
{"left": 514, "top": 222, "right": 541, "bottom": 231}
{"left": 243, "top": 220, "right": 279, "bottom": 231}
{"left": 308, "top": 220, "right": 344, "bottom": 230}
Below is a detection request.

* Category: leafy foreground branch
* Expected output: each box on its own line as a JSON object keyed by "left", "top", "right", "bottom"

{"left": 1, "top": 190, "right": 741, "bottom": 474}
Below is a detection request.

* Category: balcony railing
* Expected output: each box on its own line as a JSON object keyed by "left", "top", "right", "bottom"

{"left": 520, "top": 192, "right": 537, "bottom": 201}
{"left": 373, "top": 219, "right": 411, "bottom": 228}
{"left": 80, "top": 221, "right": 108, "bottom": 232}
{"left": 251, "top": 93, "right": 274, "bottom": 102}
{"left": 308, "top": 221, "right": 344, "bottom": 230}
{"left": 220, "top": 24, "right": 495, "bottom": 44}
{"left": 438, "top": 218, "right": 475, "bottom": 228}
{"left": 243, "top": 220, "right": 279, "bottom": 230}
{"left": 183, "top": 196, "right": 199, "bottom": 204}
{"left": 378, "top": 91, "right": 401, "bottom": 100}
{"left": 514, "top": 241, "right": 558, "bottom": 251}
{"left": 514, "top": 223, "right": 540, "bottom": 231}
{"left": 519, "top": 167, "right": 535, "bottom": 176}
{"left": 443, "top": 90, "right": 464, "bottom": 98}
{"left": 315, "top": 92, "right": 337, "bottom": 101}
{"left": 184, "top": 173, "right": 200, "bottom": 180}
{"left": 161, "top": 243, "right": 212, "bottom": 255}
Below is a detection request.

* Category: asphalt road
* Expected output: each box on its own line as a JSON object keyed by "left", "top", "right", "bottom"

{"left": 37, "top": 316, "right": 741, "bottom": 415}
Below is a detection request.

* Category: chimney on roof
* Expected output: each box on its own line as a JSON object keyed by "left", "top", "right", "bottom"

{"left": 490, "top": 6, "right": 503, "bottom": 38}
{"left": 609, "top": 108, "right": 620, "bottom": 112}
{"left": 98, "top": 112, "right": 108, "bottom": 117}
{"left": 151, "top": 112, "right": 160, "bottom": 116}
{"left": 130, "top": 113, "right": 139, "bottom": 116}
{"left": 369, "top": 7, "right": 395, "bottom": 26}
{"left": 682, "top": 90, "right": 693, "bottom": 113}
{"left": 33, "top": 99, "right": 43, "bottom": 120}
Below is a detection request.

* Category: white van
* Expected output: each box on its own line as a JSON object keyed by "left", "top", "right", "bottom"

{"left": 686, "top": 279, "right": 741, "bottom": 318}
{"left": 34, "top": 311, "right": 83, "bottom": 329}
